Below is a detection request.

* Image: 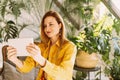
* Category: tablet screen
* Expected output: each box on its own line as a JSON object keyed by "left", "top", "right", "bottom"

{"left": 8, "top": 38, "right": 33, "bottom": 56}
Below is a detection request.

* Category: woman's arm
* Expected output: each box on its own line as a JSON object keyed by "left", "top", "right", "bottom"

{"left": 26, "top": 43, "right": 46, "bottom": 67}
{"left": 17, "top": 56, "right": 36, "bottom": 73}
{"left": 16, "top": 43, "right": 46, "bottom": 73}
{"left": 7, "top": 46, "right": 36, "bottom": 73}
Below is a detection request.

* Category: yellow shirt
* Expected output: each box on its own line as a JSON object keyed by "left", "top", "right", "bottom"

{"left": 18, "top": 39, "right": 77, "bottom": 80}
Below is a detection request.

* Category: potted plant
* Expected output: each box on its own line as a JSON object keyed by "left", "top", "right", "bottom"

{"left": 70, "top": 18, "right": 111, "bottom": 68}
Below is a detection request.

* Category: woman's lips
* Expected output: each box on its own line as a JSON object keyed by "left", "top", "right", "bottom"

{"left": 46, "top": 32, "right": 51, "bottom": 34}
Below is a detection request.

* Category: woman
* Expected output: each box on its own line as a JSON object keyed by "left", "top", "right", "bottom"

{"left": 7, "top": 10, "right": 77, "bottom": 80}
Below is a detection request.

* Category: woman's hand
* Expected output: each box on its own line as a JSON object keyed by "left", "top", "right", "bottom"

{"left": 7, "top": 46, "right": 18, "bottom": 62}
{"left": 26, "top": 43, "right": 46, "bottom": 66}
{"left": 26, "top": 43, "right": 41, "bottom": 58}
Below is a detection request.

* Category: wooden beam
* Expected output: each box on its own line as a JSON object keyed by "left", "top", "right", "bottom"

{"left": 101, "top": 0, "right": 120, "bottom": 19}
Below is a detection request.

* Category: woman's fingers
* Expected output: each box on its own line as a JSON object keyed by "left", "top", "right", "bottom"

{"left": 7, "top": 46, "right": 16, "bottom": 52}
{"left": 7, "top": 46, "right": 17, "bottom": 59}
{"left": 26, "top": 46, "right": 39, "bottom": 56}
{"left": 27, "top": 43, "right": 40, "bottom": 51}
{"left": 26, "top": 46, "right": 36, "bottom": 55}
{"left": 26, "top": 43, "right": 41, "bottom": 57}
{"left": 7, "top": 51, "right": 16, "bottom": 58}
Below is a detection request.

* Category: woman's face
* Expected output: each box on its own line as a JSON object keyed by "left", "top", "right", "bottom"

{"left": 44, "top": 16, "right": 61, "bottom": 39}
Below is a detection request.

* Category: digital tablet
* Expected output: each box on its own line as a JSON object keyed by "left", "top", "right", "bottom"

{"left": 8, "top": 38, "right": 33, "bottom": 56}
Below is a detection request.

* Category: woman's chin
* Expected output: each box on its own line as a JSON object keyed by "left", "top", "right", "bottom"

{"left": 47, "top": 35, "right": 52, "bottom": 38}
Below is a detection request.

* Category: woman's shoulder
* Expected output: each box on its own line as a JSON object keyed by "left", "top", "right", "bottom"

{"left": 61, "top": 40, "right": 77, "bottom": 53}
{"left": 63, "top": 40, "right": 76, "bottom": 48}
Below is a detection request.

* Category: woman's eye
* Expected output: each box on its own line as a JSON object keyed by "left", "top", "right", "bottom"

{"left": 49, "top": 24, "right": 53, "bottom": 26}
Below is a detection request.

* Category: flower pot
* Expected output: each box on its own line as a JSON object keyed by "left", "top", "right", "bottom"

{"left": 75, "top": 50, "right": 98, "bottom": 68}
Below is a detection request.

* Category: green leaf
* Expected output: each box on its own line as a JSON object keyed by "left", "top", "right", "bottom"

{"left": 112, "top": 37, "right": 120, "bottom": 56}
{"left": 9, "top": 1, "right": 25, "bottom": 18}
{"left": 3, "top": 20, "right": 18, "bottom": 41}
{"left": 0, "top": 0, "right": 8, "bottom": 18}
{"left": 112, "top": 19, "right": 120, "bottom": 35}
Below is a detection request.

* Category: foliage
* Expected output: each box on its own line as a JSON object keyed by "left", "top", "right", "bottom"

{"left": 0, "top": 0, "right": 25, "bottom": 42}
{"left": 70, "top": 17, "right": 112, "bottom": 57}
{"left": 105, "top": 56, "right": 120, "bottom": 79}
{"left": 102, "top": 17, "right": 120, "bottom": 80}
{"left": 64, "top": 0, "right": 100, "bottom": 24}
{"left": 73, "top": 71, "right": 87, "bottom": 80}
{"left": 112, "top": 19, "right": 120, "bottom": 35}
{"left": 0, "top": 0, "right": 25, "bottom": 19}
{"left": 113, "top": 37, "right": 120, "bottom": 56}
{"left": 0, "top": 0, "right": 53, "bottom": 41}
{"left": 104, "top": 37, "right": 120, "bottom": 79}
{"left": 0, "top": 20, "right": 18, "bottom": 42}
{"left": 110, "top": 56, "right": 120, "bottom": 79}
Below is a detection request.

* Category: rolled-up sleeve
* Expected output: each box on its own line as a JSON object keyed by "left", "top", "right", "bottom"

{"left": 17, "top": 57, "right": 36, "bottom": 73}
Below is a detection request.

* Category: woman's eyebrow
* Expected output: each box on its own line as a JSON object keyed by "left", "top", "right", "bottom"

{"left": 49, "top": 22, "right": 53, "bottom": 24}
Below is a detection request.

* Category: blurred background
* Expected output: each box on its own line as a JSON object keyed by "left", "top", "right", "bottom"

{"left": 0, "top": 0, "right": 120, "bottom": 80}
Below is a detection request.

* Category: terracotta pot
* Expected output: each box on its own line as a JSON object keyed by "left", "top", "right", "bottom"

{"left": 75, "top": 50, "right": 98, "bottom": 68}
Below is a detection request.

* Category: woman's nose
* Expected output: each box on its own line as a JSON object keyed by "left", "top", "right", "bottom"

{"left": 45, "top": 26, "right": 50, "bottom": 31}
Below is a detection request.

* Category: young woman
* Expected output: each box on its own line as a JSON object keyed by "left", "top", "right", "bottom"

{"left": 7, "top": 10, "right": 77, "bottom": 80}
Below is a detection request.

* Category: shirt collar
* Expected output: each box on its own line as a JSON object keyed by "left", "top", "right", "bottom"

{"left": 56, "top": 39, "right": 60, "bottom": 47}
{"left": 47, "top": 39, "right": 60, "bottom": 47}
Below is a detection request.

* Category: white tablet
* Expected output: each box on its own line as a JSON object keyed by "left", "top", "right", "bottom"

{"left": 8, "top": 38, "right": 33, "bottom": 56}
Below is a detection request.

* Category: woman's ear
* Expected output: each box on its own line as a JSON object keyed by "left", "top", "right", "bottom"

{"left": 59, "top": 23, "right": 62, "bottom": 29}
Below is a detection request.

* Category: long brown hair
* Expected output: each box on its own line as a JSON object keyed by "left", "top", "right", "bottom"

{"left": 40, "top": 10, "right": 67, "bottom": 45}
